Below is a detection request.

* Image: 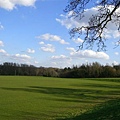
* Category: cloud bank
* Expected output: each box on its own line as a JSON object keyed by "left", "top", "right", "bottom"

{"left": 37, "top": 33, "right": 69, "bottom": 45}
{"left": 0, "top": 0, "right": 36, "bottom": 10}
{"left": 27, "top": 48, "right": 35, "bottom": 54}
{"left": 56, "top": 6, "right": 120, "bottom": 39}
{"left": 41, "top": 44, "right": 55, "bottom": 53}
{"left": 70, "top": 50, "right": 109, "bottom": 60}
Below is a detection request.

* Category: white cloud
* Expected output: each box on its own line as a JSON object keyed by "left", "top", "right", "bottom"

{"left": 0, "top": 49, "right": 6, "bottom": 54}
{"left": 51, "top": 54, "right": 72, "bottom": 68}
{"left": 37, "top": 33, "right": 69, "bottom": 45}
{"left": 112, "top": 30, "right": 120, "bottom": 38}
{"left": 59, "top": 39, "right": 69, "bottom": 44}
{"left": 27, "top": 48, "right": 35, "bottom": 53}
{"left": 115, "top": 52, "right": 119, "bottom": 55}
{"left": 0, "top": 50, "right": 35, "bottom": 65}
{"left": 56, "top": 8, "right": 97, "bottom": 29}
{"left": 14, "top": 54, "right": 31, "bottom": 59}
{"left": 113, "top": 61, "right": 119, "bottom": 65}
{"left": 56, "top": 5, "right": 120, "bottom": 40}
{"left": 0, "top": 23, "right": 4, "bottom": 30}
{"left": 66, "top": 47, "right": 76, "bottom": 52}
{"left": 56, "top": 11, "right": 86, "bottom": 29}
{"left": 50, "top": 49, "right": 110, "bottom": 68}
{"left": 70, "top": 50, "right": 109, "bottom": 60}
{"left": 0, "top": 49, "right": 9, "bottom": 57}
{"left": 0, "top": 0, "right": 36, "bottom": 10}
{"left": 0, "top": 41, "right": 4, "bottom": 46}
{"left": 34, "top": 61, "right": 39, "bottom": 64}
{"left": 52, "top": 55, "right": 69, "bottom": 60}
{"left": 73, "top": 38, "right": 84, "bottom": 44}
{"left": 11, "top": 53, "right": 32, "bottom": 64}
{"left": 39, "top": 41, "right": 44, "bottom": 45}
{"left": 41, "top": 44, "right": 55, "bottom": 52}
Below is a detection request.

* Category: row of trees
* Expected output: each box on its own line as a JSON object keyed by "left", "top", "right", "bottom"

{"left": 61, "top": 62, "right": 120, "bottom": 78}
{"left": 0, "top": 62, "right": 59, "bottom": 77}
{"left": 0, "top": 62, "right": 120, "bottom": 78}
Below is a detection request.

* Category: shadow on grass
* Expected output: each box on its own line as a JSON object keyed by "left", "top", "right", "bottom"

{"left": 1, "top": 86, "right": 120, "bottom": 120}
{"left": 58, "top": 99, "right": 120, "bottom": 120}
{"left": 1, "top": 86, "right": 120, "bottom": 103}
{"left": 85, "top": 78, "right": 120, "bottom": 83}
{"left": 72, "top": 83, "right": 120, "bottom": 90}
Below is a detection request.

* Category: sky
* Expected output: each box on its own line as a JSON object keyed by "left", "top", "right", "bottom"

{"left": 0, "top": 0, "right": 120, "bottom": 68}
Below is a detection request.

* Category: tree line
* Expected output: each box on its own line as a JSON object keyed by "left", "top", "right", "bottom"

{"left": 0, "top": 62, "right": 120, "bottom": 78}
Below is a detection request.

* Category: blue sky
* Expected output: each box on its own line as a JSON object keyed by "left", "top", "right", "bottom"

{"left": 0, "top": 0, "right": 119, "bottom": 68}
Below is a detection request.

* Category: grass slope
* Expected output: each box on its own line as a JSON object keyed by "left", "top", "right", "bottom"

{"left": 60, "top": 99, "right": 120, "bottom": 120}
{"left": 0, "top": 76, "right": 120, "bottom": 120}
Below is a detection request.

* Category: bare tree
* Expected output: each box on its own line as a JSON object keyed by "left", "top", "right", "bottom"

{"left": 65, "top": 0, "right": 120, "bottom": 51}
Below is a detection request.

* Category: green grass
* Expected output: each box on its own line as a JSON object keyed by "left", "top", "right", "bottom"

{"left": 60, "top": 99, "right": 120, "bottom": 120}
{"left": 0, "top": 76, "right": 120, "bottom": 120}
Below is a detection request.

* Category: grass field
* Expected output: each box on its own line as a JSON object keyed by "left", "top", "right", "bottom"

{"left": 0, "top": 76, "right": 120, "bottom": 120}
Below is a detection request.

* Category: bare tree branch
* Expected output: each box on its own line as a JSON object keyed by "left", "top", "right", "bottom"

{"left": 65, "top": 0, "right": 120, "bottom": 51}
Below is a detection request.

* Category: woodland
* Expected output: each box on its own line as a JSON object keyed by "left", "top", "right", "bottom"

{"left": 0, "top": 62, "right": 120, "bottom": 78}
